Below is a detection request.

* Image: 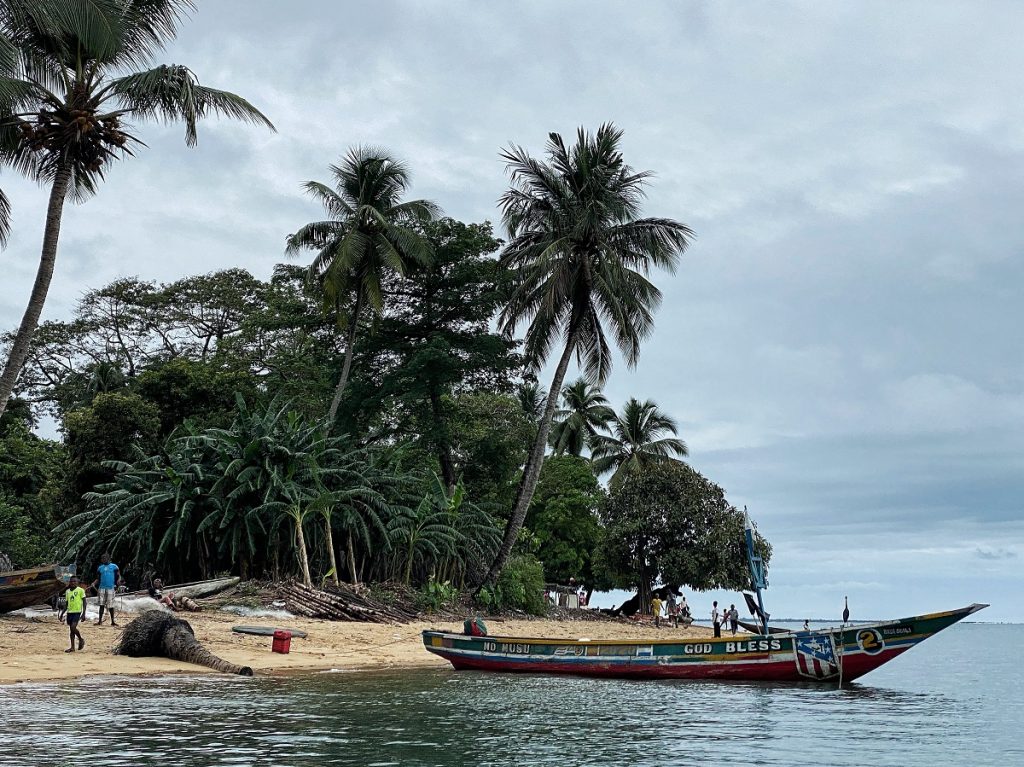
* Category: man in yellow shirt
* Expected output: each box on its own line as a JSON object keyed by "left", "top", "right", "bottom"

{"left": 64, "top": 575, "right": 86, "bottom": 653}
{"left": 651, "top": 595, "right": 663, "bottom": 628}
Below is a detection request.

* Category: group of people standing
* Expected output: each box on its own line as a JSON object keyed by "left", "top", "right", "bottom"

{"left": 648, "top": 594, "right": 740, "bottom": 637}
{"left": 649, "top": 592, "right": 692, "bottom": 628}
{"left": 60, "top": 552, "right": 123, "bottom": 653}
{"left": 711, "top": 601, "right": 740, "bottom": 637}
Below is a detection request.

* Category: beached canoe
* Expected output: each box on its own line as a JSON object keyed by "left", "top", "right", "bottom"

{"left": 0, "top": 564, "right": 75, "bottom": 614}
{"left": 86, "top": 576, "right": 240, "bottom": 606}
{"left": 423, "top": 603, "right": 986, "bottom": 683}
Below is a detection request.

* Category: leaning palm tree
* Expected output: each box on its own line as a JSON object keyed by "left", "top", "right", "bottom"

{"left": 549, "top": 377, "right": 614, "bottom": 457}
{"left": 0, "top": 0, "right": 275, "bottom": 422}
{"left": 590, "top": 397, "right": 688, "bottom": 487}
{"left": 285, "top": 148, "right": 440, "bottom": 423}
{"left": 480, "top": 123, "right": 693, "bottom": 586}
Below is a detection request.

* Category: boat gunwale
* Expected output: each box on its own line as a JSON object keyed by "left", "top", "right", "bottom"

{"left": 422, "top": 603, "right": 987, "bottom": 647}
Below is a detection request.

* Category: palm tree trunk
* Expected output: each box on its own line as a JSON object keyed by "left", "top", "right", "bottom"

{"left": 326, "top": 294, "right": 363, "bottom": 424}
{"left": 479, "top": 325, "right": 580, "bottom": 588}
{"left": 324, "top": 514, "right": 339, "bottom": 586}
{"left": 0, "top": 165, "right": 72, "bottom": 422}
{"left": 294, "top": 511, "right": 312, "bottom": 587}
{"left": 346, "top": 530, "right": 358, "bottom": 586}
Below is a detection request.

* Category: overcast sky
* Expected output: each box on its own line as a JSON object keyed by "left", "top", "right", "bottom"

{"left": 2, "top": 1, "right": 1021, "bottom": 621}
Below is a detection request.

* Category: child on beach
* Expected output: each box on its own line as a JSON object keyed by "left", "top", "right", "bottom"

{"left": 651, "top": 595, "right": 663, "bottom": 628}
{"left": 64, "top": 576, "right": 86, "bottom": 653}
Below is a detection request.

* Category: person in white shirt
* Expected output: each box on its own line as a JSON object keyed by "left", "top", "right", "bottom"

{"left": 712, "top": 601, "right": 722, "bottom": 638}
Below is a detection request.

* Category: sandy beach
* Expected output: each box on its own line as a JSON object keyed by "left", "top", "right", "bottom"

{"left": 0, "top": 609, "right": 716, "bottom": 684}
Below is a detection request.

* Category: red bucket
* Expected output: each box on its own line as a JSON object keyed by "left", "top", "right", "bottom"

{"left": 271, "top": 630, "right": 292, "bottom": 654}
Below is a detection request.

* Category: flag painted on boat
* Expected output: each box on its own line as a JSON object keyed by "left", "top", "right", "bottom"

{"left": 794, "top": 634, "right": 838, "bottom": 679}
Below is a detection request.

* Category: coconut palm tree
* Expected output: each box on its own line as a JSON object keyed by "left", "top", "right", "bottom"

{"left": 590, "top": 397, "right": 688, "bottom": 487}
{"left": 0, "top": 0, "right": 275, "bottom": 423}
{"left": 480, "top": 123, "right": 693, "bottom": 586}
{"left": 549, "top": 377, "right": 614, "bottom": 457}
{"left": 285, "top": 148, "right": 440, "bottom": 423}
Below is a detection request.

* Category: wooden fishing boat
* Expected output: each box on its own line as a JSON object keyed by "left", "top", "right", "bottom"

{"left": 423, "top": 603, "right": 986, "bottom": 683}
{"left": 0, "top": 564, "right": 75, "bottom": 614}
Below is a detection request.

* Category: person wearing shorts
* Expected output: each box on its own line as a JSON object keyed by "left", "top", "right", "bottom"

{"left": 64, "top": 576, "right": 86, "bottom": 652}
{"left": 91, "top": 552, "right": 122, "bottom": 626}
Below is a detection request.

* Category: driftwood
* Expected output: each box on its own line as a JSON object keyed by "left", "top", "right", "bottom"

{"left": 279, "top": 581, "right": 416, "bottom": 623}
{"left": 116, "top": 610, "right": 252, "bottom": 676}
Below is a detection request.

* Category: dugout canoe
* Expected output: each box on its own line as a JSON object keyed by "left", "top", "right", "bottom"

{"left": 86, "top": 576, "right": 241, "bottom": 606}
{"left": 423, "top": 603, "right": 986, "bottom": 684}
{"left": 0, "top": 564, "right": 75, "bottom": 614}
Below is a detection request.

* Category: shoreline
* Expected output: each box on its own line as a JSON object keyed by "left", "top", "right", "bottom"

{"left": 0, "top": 610, "right": 717, "bottom": 685}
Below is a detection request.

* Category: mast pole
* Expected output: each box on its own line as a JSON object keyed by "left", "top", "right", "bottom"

{"left": 744, "top": 508, "right": 769, "bottom": 634}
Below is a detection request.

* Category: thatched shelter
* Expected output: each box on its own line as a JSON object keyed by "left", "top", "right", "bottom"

{"left": 115, "top": 609, "right": 252, "bottom": 676}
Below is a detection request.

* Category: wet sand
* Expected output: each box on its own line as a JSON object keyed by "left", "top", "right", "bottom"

{"left": 0, "top": 609, "right": 716, "bottom": 684}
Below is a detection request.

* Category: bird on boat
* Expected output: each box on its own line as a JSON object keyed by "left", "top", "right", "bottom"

{"left": 843, "top": 596, "right": 850, "bottom": 624}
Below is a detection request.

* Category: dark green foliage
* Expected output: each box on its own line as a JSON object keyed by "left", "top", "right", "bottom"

{"left": 337, "top": 218, "right": 521, "bottom": 486}
{"left": 135, "top": 359, "right": 257, "bottom": 436}
{"left": 525, "top": 456, "right": 605, "bottom": 586}
{"left": 61, "top": 391, "right": 161, "bottom": 518}
{"left": 599, "top": 462, "right": 771, "bottom": 610}
{"left": 479, "top": 554, "right": 547, "bottom": 615}
{"left": 448, "top": 392, "right": 534, "bottom": 509}
{"left": 0, "top": 411, "right": 62, "bottom": 565}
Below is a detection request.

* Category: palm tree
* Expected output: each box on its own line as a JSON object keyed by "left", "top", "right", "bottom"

{"left": 590, "top": 397, "right": 688, "bottom": 487}
{"left": 549, "top": 377, "right": 614, "bottom": 457}
{"left": 285, "top": 147, "right": 439, "bottom": 423}
{"left": 516, "top": 381, "right": 546, "bottom": 422}
{"left": 480, "top": 123, "right": 693, "bottom": 586}
{"left": 0, "top": 0, "right": 274, "bottom": 423}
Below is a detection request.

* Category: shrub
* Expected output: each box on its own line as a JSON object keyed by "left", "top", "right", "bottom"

{"left": 417, "top": 577, "right": 460, "bottom": 612}
{"left": 479, "top": 554, "right": 547, "bottom": 616}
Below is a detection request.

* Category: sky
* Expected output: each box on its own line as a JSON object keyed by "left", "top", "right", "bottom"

{"left": 2, "top": 1, "right": 1021, "bottom": 621}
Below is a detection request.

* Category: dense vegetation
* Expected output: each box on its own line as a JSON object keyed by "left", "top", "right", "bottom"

{"left": 0, "top": 2, "right": 770, "bottom": 614}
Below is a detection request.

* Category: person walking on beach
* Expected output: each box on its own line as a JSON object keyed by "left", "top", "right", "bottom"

{"left": 728, "top": 604, "right": 739, "bottom": 635}
{"left": 712, "top": 601, "right": 722, "bottom": 638}
{"left": 91, "top": 552, "right": 122, "bottom": 626}
{"left": 666, "top": 592, "right": 677, "bottom": 627}
{"left": 64, "top": 576, "right": 86, "bottom": 653}
{"left": 651, "top": 595, "right": 663, "bottom": 628}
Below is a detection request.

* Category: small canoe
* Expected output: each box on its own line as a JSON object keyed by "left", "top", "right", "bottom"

{"left": 424, "top": 603, "right": 986, "bottom": 684}
{"left": 0, "top": 564, "right": 75, "bottom": 614}
{"left": 87, "top": 576, "right": 240, "bottom": 605}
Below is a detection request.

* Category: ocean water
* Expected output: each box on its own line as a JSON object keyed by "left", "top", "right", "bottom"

{"left": 1, "top": 623, "right": 1019, "bottom": 766}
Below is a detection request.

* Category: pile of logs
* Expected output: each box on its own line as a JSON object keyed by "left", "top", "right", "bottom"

{"left": 279, "top": 581, "right": 417, "bottom": 624}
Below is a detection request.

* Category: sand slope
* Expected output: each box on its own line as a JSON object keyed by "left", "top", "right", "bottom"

{"left": 0, "top": 610, "right": 716, "bottom": 684}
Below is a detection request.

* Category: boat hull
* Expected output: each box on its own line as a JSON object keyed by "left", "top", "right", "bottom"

{"left": 423, "top": 603, "right": 986, "bottom": 684}
{"left": 0, "top": 564, "right": 74, "bottom": 614}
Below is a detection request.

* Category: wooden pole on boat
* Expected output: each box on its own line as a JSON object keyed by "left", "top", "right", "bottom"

{"left": 744, "top": 509, "right": 770, "bottom": 634}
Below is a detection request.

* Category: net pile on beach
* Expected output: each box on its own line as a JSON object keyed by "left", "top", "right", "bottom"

{"left": 279, "top": 581, "right": 417, "bottom": 623}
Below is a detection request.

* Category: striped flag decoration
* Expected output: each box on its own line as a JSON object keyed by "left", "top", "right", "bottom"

{"left": 794, "top": 635, "right": 838, "bottom": 679}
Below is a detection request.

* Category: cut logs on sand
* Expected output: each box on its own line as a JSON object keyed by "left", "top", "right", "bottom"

{"left": 279, "top": 581, "right": 417, "bottom": 623}
{"left": 115, "top": 610, "right": 253, "bottom": 676}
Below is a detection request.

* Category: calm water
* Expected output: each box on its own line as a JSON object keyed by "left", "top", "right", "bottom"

{"left": 1, "top": 623, "right": 1020, "bottom": 766}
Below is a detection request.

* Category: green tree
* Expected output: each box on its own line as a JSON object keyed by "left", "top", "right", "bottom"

{"left": 599, "top": 461, "right": 771, "bottom": 612}
{"left": 483, "top": 123, "right": 693, "bottom": 586}
{"left": 549, "top": 378, "right": 614, "bottom": 457}
{"left": 525, "top": 456, "right": 604, "bottom": 586}
{"left": 61, "top": 391, "right": 161, "bottom": 518}
{"left": 337, "top": 218, "right": 520, "bottom": 487}
{"left": 0, "top": 410, "right": 62, "bottom": 565}
{"left": 135, "top": 358, "right": 256, "bottom": 436}
{"left": 0, "top": 0, "right": 274, "bottom": 422}
{"left": 591, "top": 397, "right": 688, "bottom": 488}
{"left": 285, "top": 148, "right": 440, "bottom": 423}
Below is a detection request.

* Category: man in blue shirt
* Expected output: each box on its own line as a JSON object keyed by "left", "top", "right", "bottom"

{"left": 90, "top": 552, "right": 123, "bottom": 626}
